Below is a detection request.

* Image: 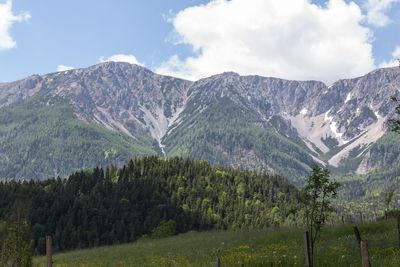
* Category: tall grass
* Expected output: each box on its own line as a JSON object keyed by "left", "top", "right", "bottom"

{"left": 34, "top": 220, "right": 400, "bottom": 266}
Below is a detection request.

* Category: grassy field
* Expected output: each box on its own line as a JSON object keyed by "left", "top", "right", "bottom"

{"left": 34, "top": 220, "right": 400, "bottom": 267}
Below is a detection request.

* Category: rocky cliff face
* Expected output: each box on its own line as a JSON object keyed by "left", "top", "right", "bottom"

{"left": 0, "top": 62, "right": 399, "bottom": 180}
{"left": 169, "top": 68, "right": 399, "bottom": 173}
{"left": 50, "top": 63, "right": 191, "bottom": 149}
{"left": 0, "top": 63, "right": 192, "bottom": 154}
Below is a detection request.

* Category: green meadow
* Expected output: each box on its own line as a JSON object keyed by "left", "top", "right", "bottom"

{"left": 34, "top": 219, "right": 400, "bottom": 267}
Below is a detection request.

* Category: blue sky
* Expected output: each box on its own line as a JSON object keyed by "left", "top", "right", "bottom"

{"left": 0, "top": 0, "right": 208, "bottom": 81}
{"left": 0, "top": 0, "right": 399, "bottom": 83}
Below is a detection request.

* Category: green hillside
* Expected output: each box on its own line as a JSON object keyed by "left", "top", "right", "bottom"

{"left": 165, "top": 97, "right": 315, "bottom": 184}
{"left": 321, "top": 131, "right": 400, "bottom": 206}
{"left": 0, "top": 95, "right": 156, "bottom": 179}
{"left": 33, "top": 220, "right": 400, "bottom": 267}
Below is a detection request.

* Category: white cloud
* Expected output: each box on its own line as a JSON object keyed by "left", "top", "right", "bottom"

{"left": 57, "top": 54, "right": 144, "bottom": 73}
{"left": 0, "top": 0, "right": 30, "bottom": 50}
{"left": 99, "top": 54, "right": 144, "bottom": 66}
{"left": 379, "top": 46, "right": 400, "bottom": 68}
{"left": 392, "top": 46, "right": 400, "bottom": 58}
{"left": 156, "top": 0, "right": 375, "bottom": 84}
{"left": 365, "top": 0, "right": 399, "bottom": 27}
{"left": 57, "top": 64, "right": 75, "bottom": 72}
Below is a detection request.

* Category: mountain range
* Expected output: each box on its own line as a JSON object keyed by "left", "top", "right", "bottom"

{"left": 0, "top": 62, "right": 399, "bottom": 196}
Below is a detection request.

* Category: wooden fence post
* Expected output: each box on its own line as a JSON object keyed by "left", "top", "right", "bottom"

{"left": 360, "top": 240, "right": 371, "bottom": 267}
{"left": 353, "top": 226, "right": 362, "bottom": 247}
{"left": 303, "top": 231, "right": 312, "bottom": 267}
{"left": 46, "top": 235, "right": 53, "bottom": 267}
{"left": 215, "top": 257, "right": 221, "bottom": 267}
{"left": 397, "top": 215, "right": 400, "bottom": 249}
{"left": 215, "top": 256, "right": 221, "bottom": 267}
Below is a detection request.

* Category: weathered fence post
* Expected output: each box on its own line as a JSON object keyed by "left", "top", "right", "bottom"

{"left": 303, "top": 231, "right": 312, "bottom": 267}
{"left": 353, "top": 226, "right": 362, "bottom": 247}
{"left": 397, "top": 215, "right": 400, "bottom": 249}
{"left": 215, "top": 256, "right": 221, "bottom": 267}
{"left": 360, "top": 240, "right": 371, "bottom": 267}
{"left": 46, "top": 235, "right": 53, "bottom": 267}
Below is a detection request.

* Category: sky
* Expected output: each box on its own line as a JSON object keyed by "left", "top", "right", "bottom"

{"left": 0, "top": 0, "right": 399, "bottom": 84}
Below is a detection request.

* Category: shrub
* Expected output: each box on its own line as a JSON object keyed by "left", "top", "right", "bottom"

{"left": 151, "top": 220, "right": 177, "bottom": 239}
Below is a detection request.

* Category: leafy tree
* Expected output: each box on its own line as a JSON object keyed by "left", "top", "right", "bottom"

{"left": 388, "top": 96, "right": 400, "bottom": 133}
{"left": 0, "top": 200, "right": 33, "bottom": 267}
{"left": 385, "top": 96, "right": 400, "bottom": 215}
{"left": 303, "top": 166, "right": 340, "bottom": 264}
{"left": 385, "top": 190, "right": 395, "bottom": 213}
{"left": 0, "top": 221, "right": 33, "bottom": 267}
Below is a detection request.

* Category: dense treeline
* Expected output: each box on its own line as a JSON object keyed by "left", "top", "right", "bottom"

{"left": 0, "top": 156, "right": 301, "bottom": 253}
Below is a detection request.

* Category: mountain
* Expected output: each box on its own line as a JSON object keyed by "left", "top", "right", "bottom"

{"left": 0, "top": 62, "right": 399, "bottom": 189}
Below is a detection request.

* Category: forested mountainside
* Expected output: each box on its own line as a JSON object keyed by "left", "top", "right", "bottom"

{"left": 0, "top": 157, "right": 301, "bottom": 253}
{"left": 0, "top": 62, "right": 399, "bottom": 189}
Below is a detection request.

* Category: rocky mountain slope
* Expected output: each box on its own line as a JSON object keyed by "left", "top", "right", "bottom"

{"left": 0, "top": 62, "right": 399, "bottom": 185}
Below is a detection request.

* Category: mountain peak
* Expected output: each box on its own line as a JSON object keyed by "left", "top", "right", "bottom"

{"left": 0, "top": 62, "right": 399, "bottom": 182}
{"left": 88, "top": 61, "right": 151, "bottom": 73}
